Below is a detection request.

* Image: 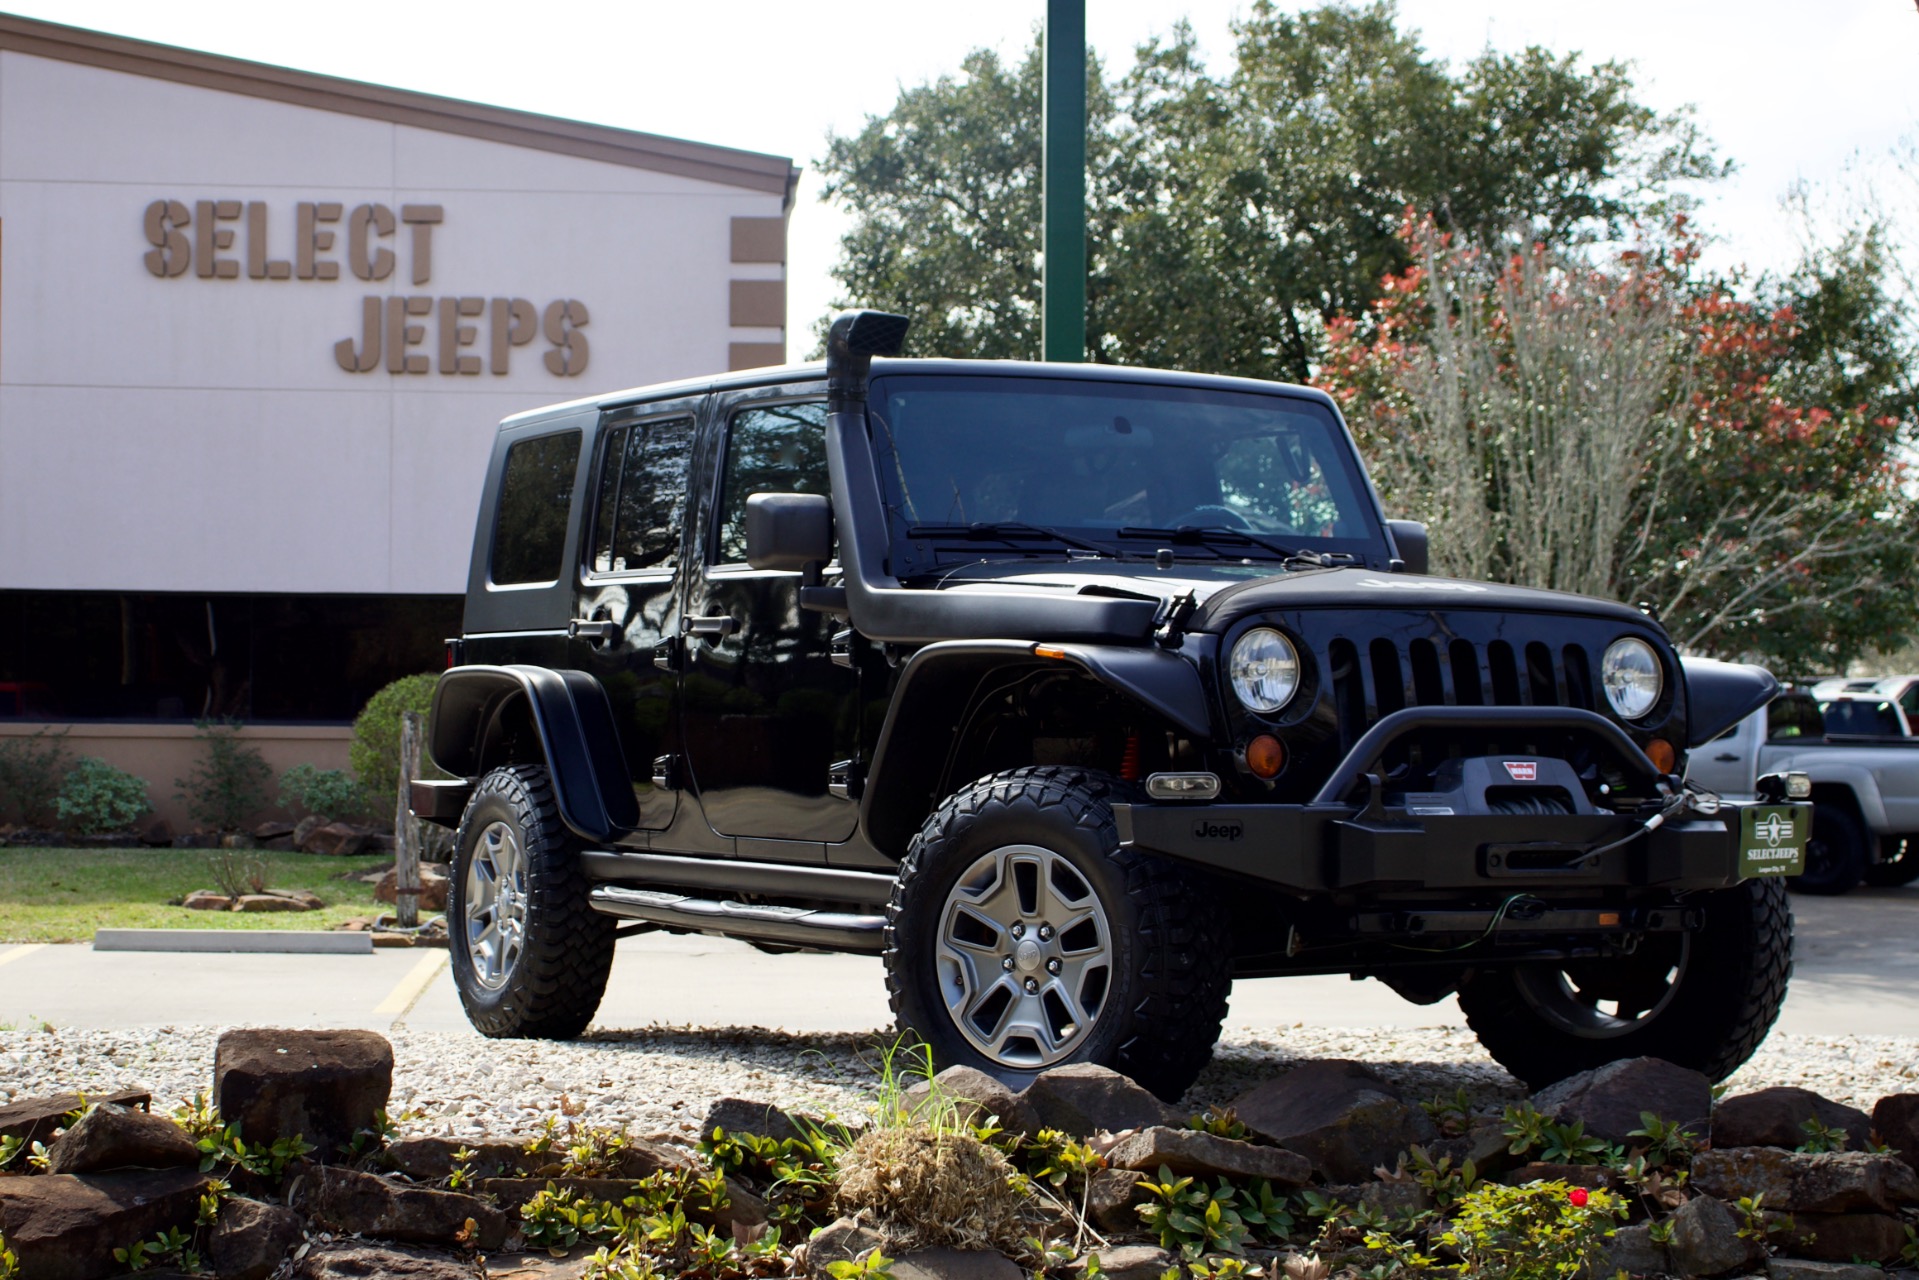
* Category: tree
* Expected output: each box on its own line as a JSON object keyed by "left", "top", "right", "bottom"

{"left": 819, "top": 1, "right": 1719, "bottom": 378}
{"left": 1320, "top": 218, "right": 1919, "bottom": 673}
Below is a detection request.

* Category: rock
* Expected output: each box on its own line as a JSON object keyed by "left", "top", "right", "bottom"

{"left": 1322, "top": 1180, "right": 1433, "bottom": 1216}
{"left": 214, "top": 1028, "right": 394, "bottom": 1160}
{"left": 265, "top": 889, "right": 326, "bottom": 910}
{"left": 702, "top": 1097, "right": 810, "bottom": 1145}
{"left": 387, "top": 1136, "right": 527, "bottom": 1181}
{"left": 1230, "top": 1060, "right": 1438, "bottom": 1183}
{"left": 221, "top": 832, "right": 258, "bottom": 849}
{"left": 299, "top": 1164, "right": 507, "bottom": 1249}
{"left": 891, "top": 1248, "right": 1025, "bottom": 1280}
{"left": 1767, "top": 1260, "right": 1890, "bottom": 1280}
{"left": 1074, "top": 1245, "right": 1174, "bottom": 1280}
{"left": 182, "top": 890, "right": 233, "bottom": 911}
{"left": 1021, "top": 1063, "right": 1184, "bottom": 1138}
{"left": 375, "top": 865, "right": 449, "bottom": 911}
{"left": 1531, "top": 1057, "right": 1712, "bottom": 1146}
{"left": 609, "top": 1136, "right": 699, "bottom": 1178}
{"left": 904, "top": 1066, "right": 1042, "bottom": 1140}
{"left": 261, "top": 835, "right": 296, "bottom": 851}
{"left": 1086, "top": 1165, "right": 1148, "bottom": 1233}
{"left": 46, "top": 1102, "right": 199, "bottom": 1174}
{"left": 1667, "top": 1194, "right": 1765, "bottom": 1277}
{"left": 1691, "top": 1147, "right": 1919, "bottom": 1213}
{"left": 1769, "top": 1212, "right": 1910, "bottom": 1265}
{"left": 253, "top": 820, "right": 296, "bottom": 840}
{"left": 235, "top": 893, "right": 307, "bottom": 912}
{"left": 1871, "top": 1093, "right": 1919, "bottom": 1172}
{"left": 0, "top": 1088, "right": 150, "bottom": 1145}
{"left": 292, "top": 814, "right": 326, "bottom": 850}
{"left": 208, "top": 1197, "right": 305, "bottom": 1280}
{"left": 1607, "top": 1222, "right": 1673, "bottom": 1276}
{"left": 1105, "top": 1126, "right": 1312, "bottom": 1185}
{"left": 139, "top": 819, "right": 174, "bottom": 847}
{"left": 1428, "top": 1118, "right": 1522, "bottom": 1179}
{"left": 806, "top": 1215, "right": 887, "bottom": 1276}
{"left": 290, "top": 1240, "right": 478, "bottom": 1279}
{"left": 1712, "top": 1087, "right": 1873, "bottom": 1151}
{"left": 0, "top": 1167, "right": 212, "bottom": 1280}
{"left": 1497, "top": 1161, "right": 1617, "bottom": 1190}
{"left": 304, "top": 821, "right": 371, "bottom": 856}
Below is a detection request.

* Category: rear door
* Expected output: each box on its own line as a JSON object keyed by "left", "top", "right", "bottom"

{"left": 566, "top": 396, "right": 702, "bottom": 832}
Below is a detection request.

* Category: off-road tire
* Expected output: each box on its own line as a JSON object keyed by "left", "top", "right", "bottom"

{"left": 1791, "top": 805, "right": 1866, "bottom": 896}
{"left": 884, "top": 766, "right": 1232, "bottom": 1101}
{"left": 449, "top": 764, "right": 615, "bottom": 1038}
{"left": 1456, "top": 877, "right": 1792, "bottom": 1088}
{"left": 1864, "top": 837, "right": 1919, "bottom": 887}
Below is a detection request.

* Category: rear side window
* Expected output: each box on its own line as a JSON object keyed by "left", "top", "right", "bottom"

{"left": 490, "top": 430, "right": 582, "bottom": 586}
{"left": 589, "top": 417, "right": 693, "bottom": 575}
{"left": 1766, "top": 696, "right": 1824, "bottom": 741}
{"left": 716, "top": 402, "right": 828, "bottom": 564}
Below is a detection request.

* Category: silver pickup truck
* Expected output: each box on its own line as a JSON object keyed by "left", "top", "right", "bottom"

{"left": 1688, "top": 690, "right": 1919, "bottom": 893}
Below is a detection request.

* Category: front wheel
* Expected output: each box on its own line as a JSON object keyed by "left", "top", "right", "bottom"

{"left": 1456, "top": 878, "right": 1792, "bottom": 1088}
{"left": 884, "top": 767, "right": 1232, "bottom": 1101}
{"left": 449, "top": 764, "right": 615, "bottom": 1038}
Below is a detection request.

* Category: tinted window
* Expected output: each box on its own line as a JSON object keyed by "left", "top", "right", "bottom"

{"left": 716, "top": 402, "right": 828, "bottom": 564}
{"left": 1821, "top": 699, "right": 1901, "bottom": 736}
{"left": 1766, "top": 696, "right": 1824, "bottom": 741}
{"left": 490, "top": 430, "right": 582, "bottom": 586}
{"left": 1899, "top": 683, "right": 1918, "bottom": 722}
{"left": 590, "top": 417, "right": 692, "bottom": 575}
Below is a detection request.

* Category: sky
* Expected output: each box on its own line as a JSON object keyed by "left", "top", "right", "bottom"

{"left": 12, "top": 0, "right": 1918, "bottom": 347}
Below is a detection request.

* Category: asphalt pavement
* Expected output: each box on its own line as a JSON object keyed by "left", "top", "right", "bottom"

{"left": 0, "top": 884, "right": 1913, "bottom": 1038}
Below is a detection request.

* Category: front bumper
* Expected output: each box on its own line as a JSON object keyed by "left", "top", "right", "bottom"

{"left": 1112, "top": 799, "right": 1812, "bottom": 895}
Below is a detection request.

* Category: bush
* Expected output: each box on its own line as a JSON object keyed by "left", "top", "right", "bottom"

{"left": 278, "top": 763, "right": 366, "bottom": 822}
{"left": 350, "top": 674, "right": 442, "bottom": 808}
{"left": 175, "top": 720, "right": 272, "bottom": 833}
{"left": 0, "top": 730, "right": 72, "bottom": 827}
{"left": 53, "top": 758, "right": 150, "bottom": 835}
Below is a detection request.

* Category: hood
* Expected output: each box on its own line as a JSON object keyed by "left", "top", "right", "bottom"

{"left": 1189, "top": 567, "right": 1654, "bottom": 632}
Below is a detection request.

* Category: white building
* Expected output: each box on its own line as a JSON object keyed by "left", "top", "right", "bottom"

{"left": 0, "top": 14, "right": 796, "bottom": 824}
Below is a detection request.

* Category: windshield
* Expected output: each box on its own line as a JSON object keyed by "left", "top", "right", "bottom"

{"left": 869, "top": 374, "right": 1385, "bottom": 575}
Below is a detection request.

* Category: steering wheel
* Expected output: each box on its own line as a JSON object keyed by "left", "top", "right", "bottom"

{"left": 1163, "top": 504, "right": 1252, "bottom": 529}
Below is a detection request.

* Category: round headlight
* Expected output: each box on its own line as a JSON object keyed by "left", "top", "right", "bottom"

{"left": 1230, "top": 628, "right": 1300, "bottom": 714}
{"left": 1602, "top": 637, "right": 1663, "bottom": 720}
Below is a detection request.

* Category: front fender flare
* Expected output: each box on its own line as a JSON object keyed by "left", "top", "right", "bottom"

{"left": 428, "top": 665, "right": 637, "bottom": 843}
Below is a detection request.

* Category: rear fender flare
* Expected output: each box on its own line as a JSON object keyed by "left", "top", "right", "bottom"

{"left": 860, "top": 640, "right": 1213, "bottom": 855}
{"left": 427, "top": 664, "right": 638, "bottom": 843}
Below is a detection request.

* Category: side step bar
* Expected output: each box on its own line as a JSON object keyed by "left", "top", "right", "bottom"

{"left": 588, "top": 886, "right": 887, "bottom": 955}
{"left": 580, "top": 851, "right": 895, "bottom": 905}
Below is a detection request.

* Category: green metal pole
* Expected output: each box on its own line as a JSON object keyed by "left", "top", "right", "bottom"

{"left": 1043, "top": 0, "right": 1086, "bottom": 363}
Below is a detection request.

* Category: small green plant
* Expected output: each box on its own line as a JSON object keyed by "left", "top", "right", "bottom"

{"left": 446, "top": 1145, "right": 478, "bottom": 1191}
{"left": 1796, "top": 1116, "right": 1851, "bottom": 1154}
{"left": 194, "top": 1121, "right": 312, "bottom": 1178}
{"left": 521, "top": 1184, "right": 632, "bottom": 1252}
{"left": 0, "top": 729, "right": 72, "bottom": 827}
{"left": 1403, "top": 1144, "right": 1480, "bottom": 1208}
{"left": 1626, "top": 1112, "right": 1700, "bottom": 1167}
{"left": 278, "top": 762, "right": 367, "bottom": 822}
{"left": 825, "top": 1250, "right": 896, "bottom": 1280}
{"left": 1382, "top": 1181, "right": 1626, "bottom": 1280}
{"left": 1421, "top": 1089, "right": 1477, "bottom": 1139}
{"left": 1647, "top": 1218, "right": 1675, "bottom": 1245}
{"left": 175, "top": 719, "right": 272, "bottom": 833}
{"left": 1136, "top": 1166, "right": 1257, "bottom": 1260}
{"left": 0, "top": 1134, "right": 24, "bottom": 1169}
{"left": 1188, "top": 1108, "right": 1251, "bottom": 1140}
{"left": 173, "top": 1092, "right": 223, "bottom": 1142}
{"left": 1732, "top": 1193, "right": 1796, "bottom": 1247}
{"left": 1500, "top": 1103, "right": 1614, "bottom": 1166}
{"left": 53, "top": 756, "right": 150, "bottom": 835}
{"left": 1900, "top": 1224, "right": 1919, "bottom": 1268}
{"left": 0, "top": 1227, "right": 18, "bottom": 1280}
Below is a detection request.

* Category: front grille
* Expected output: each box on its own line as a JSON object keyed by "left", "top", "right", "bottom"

{"left": 1325, "top": 633, "right": 1597, "bottom": 752}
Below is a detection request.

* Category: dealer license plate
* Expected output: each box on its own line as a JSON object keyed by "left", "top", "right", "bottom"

{"left": 1738, "top": 805, "right": 1806, "bottom": 879}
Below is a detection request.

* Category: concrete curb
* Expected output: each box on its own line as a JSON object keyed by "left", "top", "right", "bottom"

{"left": 92, "top": 929, "right": 373, "bottom": 955}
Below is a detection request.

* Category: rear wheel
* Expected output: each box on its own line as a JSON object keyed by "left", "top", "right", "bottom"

{"left": 449, "top": 764, "right": 615, "bottom": 1038}
{"left": 1791, "top": 805, "right": 1866, "bottom": 896}
{"left": 884, "top": 767, "right": 1232, "bottom": 1101}
{"left": 1457, "top": 878, "right": 1792, "bottom": 1088}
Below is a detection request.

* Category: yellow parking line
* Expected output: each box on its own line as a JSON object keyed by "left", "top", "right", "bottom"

{"left": 0, "top": 944, "right": 45, "bottom": 969}
{"left": 374, "top": 950, "right": 448, "bottom": 1017}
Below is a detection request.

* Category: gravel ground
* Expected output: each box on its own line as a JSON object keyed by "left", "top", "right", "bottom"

{"left": 2, "top": 1023, "right": 1914, "bottom": 1141}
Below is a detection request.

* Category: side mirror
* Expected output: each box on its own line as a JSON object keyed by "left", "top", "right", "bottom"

{"left": 1386, "top": 519, "right": 1429, "bottom": 575}
{"left": 745, "top": 493, "right": 833, "bottom": 571}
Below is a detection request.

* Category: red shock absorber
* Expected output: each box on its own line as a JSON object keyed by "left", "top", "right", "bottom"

{"left": 1119, "top": 734, "right": 1141, "bottom": 781}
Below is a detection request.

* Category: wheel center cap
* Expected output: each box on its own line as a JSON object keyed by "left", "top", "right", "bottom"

{"left": 1014, "top": 939, "right": 1043, "bottom": 972}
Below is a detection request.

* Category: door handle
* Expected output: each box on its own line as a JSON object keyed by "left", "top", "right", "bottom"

{"left": 685, "top": 615, "right": 739, "bottom": 639}
{"left": 1713, "top": 753, "right": 1739, "bottom": 763}
{"left": 568, "top": 619, "right": 621, "bottom": 643}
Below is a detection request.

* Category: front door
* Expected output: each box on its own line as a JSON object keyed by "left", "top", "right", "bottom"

{"left": 566, "top": 398, "right": 700, "bottom": 832}
{"left": 679, "top": 387, "right": 858, "bottom": 846}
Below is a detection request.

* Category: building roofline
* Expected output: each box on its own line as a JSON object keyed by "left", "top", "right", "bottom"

{"left": 0, "top": 11, "right": 800, "bottom": 202}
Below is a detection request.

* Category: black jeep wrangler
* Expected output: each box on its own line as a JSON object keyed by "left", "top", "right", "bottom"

{"left": 415, "top": 310, "right": 1805, "bottom": 1098}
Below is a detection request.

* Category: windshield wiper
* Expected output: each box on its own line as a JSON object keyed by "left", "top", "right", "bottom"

{"left": 905, "top": 522, "right": 1116, "bottom": 557}
{"left": 1117, "top": 525, "right": 1355, "bottom": 567}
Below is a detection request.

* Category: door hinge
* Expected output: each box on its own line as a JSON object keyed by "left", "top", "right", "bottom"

{"left": 652, "top": 754, "right": 683, "bottom": 791}
{"left": 831, "top": 628, "right": 858, "bottom": 669}
{"left": 653, "top": 637, "right": 680, "bottom": 672}
{"left": 829, "top": 759, "right": 865, "bottom": 801}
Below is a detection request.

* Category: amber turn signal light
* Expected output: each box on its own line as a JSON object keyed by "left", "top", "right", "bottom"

{"left": 1245, "top": 735, "right": 1286, "bottom": 779}
{"left": 1646, "top": 737, "right": 1676, "bottom": 774}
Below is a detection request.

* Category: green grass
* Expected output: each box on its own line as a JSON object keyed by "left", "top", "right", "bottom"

{"left": 0, "top": 847, "right": 395, "bottom": 943}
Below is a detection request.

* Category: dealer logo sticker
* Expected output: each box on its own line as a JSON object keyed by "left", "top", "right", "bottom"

{"left": 1753, "top": 812, "right": 1792, "bottom": 846}
{"left": 1503, "top": 761, "right": 1538, "bottom": 781}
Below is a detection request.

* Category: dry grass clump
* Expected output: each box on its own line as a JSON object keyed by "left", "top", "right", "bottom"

{"left": 834, "top": 1123, "right": 1033, "bottom": 1253}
